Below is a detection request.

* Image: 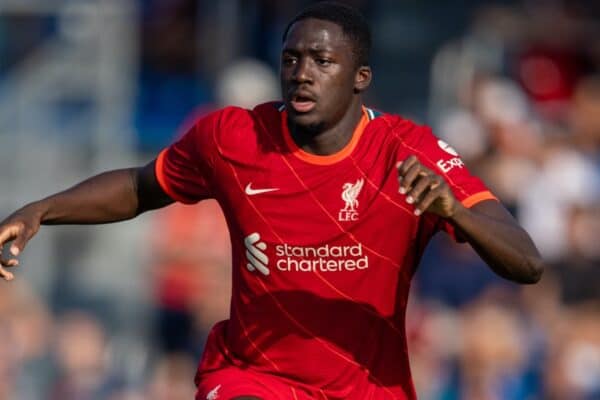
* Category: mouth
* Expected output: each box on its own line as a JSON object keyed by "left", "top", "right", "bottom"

{"left": 289, "top": 92, "right": 317, "bottom": 113}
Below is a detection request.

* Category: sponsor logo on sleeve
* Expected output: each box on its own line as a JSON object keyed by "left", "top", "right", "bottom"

{"left": 437, "top": 139, "right": 459, "bottom": 156}
{"left": 436, "top": 139, "right": 464, "bottom": 172}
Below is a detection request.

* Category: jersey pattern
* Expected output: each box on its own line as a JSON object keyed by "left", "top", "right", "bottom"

{"left": 155, "top": 102, "right": 495, "bottom": 399}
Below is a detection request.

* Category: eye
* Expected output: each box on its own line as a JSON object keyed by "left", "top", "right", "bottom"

{"left": 282, "top": 55, "right": 297, "bottom": 66}
{"left": 316, "top": 58, "right": 332, "bottom": 66}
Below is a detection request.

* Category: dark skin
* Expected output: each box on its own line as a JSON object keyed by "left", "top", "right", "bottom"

{"left": 0, "top": 19, "right": 541, "bottom": 399}
{"left": 281, "top": 19, "right": 371, "bottom": 154}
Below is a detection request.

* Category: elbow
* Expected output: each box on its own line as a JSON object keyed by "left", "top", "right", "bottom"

{"left": 519, "top": 256, "right": 545, "bottom": 284}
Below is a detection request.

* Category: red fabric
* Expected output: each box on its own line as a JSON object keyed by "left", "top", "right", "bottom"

{"left": 195, "top": 359, "right": 320, "bottom": 400}
{"left": 157, "top": 103, "right": 493, "bottom": 399}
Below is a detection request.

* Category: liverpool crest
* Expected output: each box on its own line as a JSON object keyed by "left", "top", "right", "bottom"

{"left": 339, "top": 178, "right": 364, "bottom": 221}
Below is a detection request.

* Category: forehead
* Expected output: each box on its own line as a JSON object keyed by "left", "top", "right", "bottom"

{"left": 283, "top": 18, "right": 351, "bottom": 52}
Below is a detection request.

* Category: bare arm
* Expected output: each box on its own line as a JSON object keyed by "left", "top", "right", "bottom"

{"left": 446, "top": 200, "right": 543, "bottom": 283}
{"left": 0, "top": 160, "right": 173, "bottom": 280}
{"left": 398, "top": 156, "right": 544, "bottom": 284}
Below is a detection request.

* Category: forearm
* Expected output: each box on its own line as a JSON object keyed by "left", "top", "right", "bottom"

{"left": 25, "top": 169, "right": 141, "bottom": 225}
{"left": 449, "top": 202, "right": 544, "bottom": 284}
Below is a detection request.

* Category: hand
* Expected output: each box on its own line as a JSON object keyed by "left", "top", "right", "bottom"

{"left": 397, "top": 155, "right": 463, "bottom": 218}
{"left": 0, "top": 208, "right": 42, "bottom": 281}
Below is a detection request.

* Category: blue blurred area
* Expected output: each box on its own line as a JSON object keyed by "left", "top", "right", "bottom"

{"left": 415, "top": 234, "right": 515, "bottom": 308}
{"left": 135, "top": 69, "right": 211, "bottom": 151}
{"left": 0, "top": 14, "right": 57, "bottom": 76}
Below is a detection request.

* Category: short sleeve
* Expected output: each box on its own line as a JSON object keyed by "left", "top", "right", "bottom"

{"left": 155, "top": 110, "right": 221, "bottom": 204}
{"left": 406, "top": 126, "right": 498, "bottom": 239}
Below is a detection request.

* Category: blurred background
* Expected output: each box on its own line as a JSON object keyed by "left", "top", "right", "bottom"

{"left": 0, "top": 0, "right": 598, "bottom": 399}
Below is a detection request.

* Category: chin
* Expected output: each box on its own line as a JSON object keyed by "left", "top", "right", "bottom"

{"left": 291, "top": 118, "right": 324, "bottom": 134}
{"left": 288, "top": 112, "right": 324, "bottom": 132}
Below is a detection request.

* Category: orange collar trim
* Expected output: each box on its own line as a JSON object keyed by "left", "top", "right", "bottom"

{"left": 281, "top": 107, "right": 369, "bottom": 165}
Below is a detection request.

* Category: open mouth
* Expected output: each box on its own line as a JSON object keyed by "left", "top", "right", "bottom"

{"left": 290, "top": 94, "right": 316, "bottom": 113}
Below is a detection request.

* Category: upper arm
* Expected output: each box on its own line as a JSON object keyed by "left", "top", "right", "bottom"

{"left": 452, "top": 199, "right": 528, "bottom": 244}
{"left": 135, "top": 160, "right": 174, "bottom": 214}
{"left": 469, "top": 199, "right": 519, "bottom": 227}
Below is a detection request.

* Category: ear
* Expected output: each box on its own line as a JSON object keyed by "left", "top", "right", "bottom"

{"left": 354, "top": 66, "right": 372, "bottom": 93}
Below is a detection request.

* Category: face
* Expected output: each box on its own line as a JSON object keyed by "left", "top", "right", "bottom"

{"left": 280, "top": 18, "right": 371, "bottom": 132}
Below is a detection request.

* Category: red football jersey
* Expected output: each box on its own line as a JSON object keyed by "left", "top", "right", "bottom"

{"left": 155, "top": 103, "right": 495, "bottom": 399}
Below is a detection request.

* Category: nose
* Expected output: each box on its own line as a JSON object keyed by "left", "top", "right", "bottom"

{"left": 292, "top": 57, "right": 313, "bottom": 83}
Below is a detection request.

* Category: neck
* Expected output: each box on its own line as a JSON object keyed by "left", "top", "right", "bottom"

{"left": 288, "top": 100, "right": 364, "bottom": 156}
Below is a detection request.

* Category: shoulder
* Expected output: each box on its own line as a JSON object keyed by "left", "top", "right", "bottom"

{"left": 365, "top": 108, "right": 434, "bottom": 144}
{"left": 200, "top": 105, "right": 254, "bottom": 132}
{"left": 375, "top": 111, "right": 426, "bottom": 135}
{"left": 209, "top": 102, "right": 283, "bottom": 136}
{"left": 186, "top": 105, "right": 256, "bottom": 149}
{"left": 367, "top": 109, "right": 459, "bottom": 164}
{"left": 200, "top": 102, "right": 283, "bottom": 158}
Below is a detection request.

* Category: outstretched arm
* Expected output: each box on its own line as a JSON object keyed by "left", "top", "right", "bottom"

{"left": 0, "top": 161, "right": 173, "bottom": 280}
{"left": 398, "top": 156, "right": 544, "bottom": 284}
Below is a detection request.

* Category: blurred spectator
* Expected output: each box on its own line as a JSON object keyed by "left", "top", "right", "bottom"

{"left": 0, "top": 280, "right": 51, "bottom": 400}
{"left": 49, "top": 311, "right": 124, "bottom": 400}
{"left": 543, "top": 305, "right": 600, "bottom": 400}
{"left": 570, "top": 75, "right": 600, "bottom": 161}
{"left": 215, "top": 58, "right": 279, "bottom": 109}
{"left": 146, "top": 353, "right": 197, "bottom": 400}
{"left": 457, "top": 297, "right": 532, "bottom": 400}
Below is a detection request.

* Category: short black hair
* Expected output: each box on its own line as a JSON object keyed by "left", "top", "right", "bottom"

{"left": 282, "top": 1, "right": 371, "bottom": 67}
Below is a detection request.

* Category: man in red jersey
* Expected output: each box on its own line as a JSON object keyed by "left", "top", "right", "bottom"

{"left": 0, "top": 2, "right": 543, "bottom": 399}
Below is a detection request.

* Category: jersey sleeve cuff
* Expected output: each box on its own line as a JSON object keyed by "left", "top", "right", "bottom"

{"left": 155, "top": 149, "right": 196, "bottom": 204}
{"left": 461, "top": 191, "right": 498, "bottom": 208}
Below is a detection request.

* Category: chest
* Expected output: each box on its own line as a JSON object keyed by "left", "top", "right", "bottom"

{"left": 214, "top": 149, "right": 417, "bottom": 245}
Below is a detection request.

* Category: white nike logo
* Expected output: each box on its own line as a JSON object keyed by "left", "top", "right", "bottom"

{"left": 206, "top": 384, "right": 221, "bottom": 400}
{"left": 245, "top": 183, "right": 279, "bottom": 196}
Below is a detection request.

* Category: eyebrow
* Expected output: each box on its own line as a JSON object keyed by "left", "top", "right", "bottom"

{"left": 282, "top": 46, "right": 334, "bottom": 55}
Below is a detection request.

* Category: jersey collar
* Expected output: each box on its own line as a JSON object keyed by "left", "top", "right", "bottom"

{"left": 281, "top": 106, "right": 370, "bottom": 166}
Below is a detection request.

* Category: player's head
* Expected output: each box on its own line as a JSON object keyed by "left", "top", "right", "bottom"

{"left": 280, "top": 2, "right": 372, "bottom": 132}
{"left": 282, "top": 2, "right": 371, "bottom": 68}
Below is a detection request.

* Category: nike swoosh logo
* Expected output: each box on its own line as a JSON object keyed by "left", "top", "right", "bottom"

{"left": 245, "top": 183, "right": 279, "bottom": 196}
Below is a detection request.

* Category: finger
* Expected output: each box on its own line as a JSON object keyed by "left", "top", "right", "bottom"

{"left": 0, "top": 265, "right": 15, "bottom": 281}
{"left": 414, "top": 186, "right": 444, "bottom": 216}
{"left": 10, "top": 225, "right": 35, "bottom": 256}
{"left": 399, "top": 163, "right": 429, "bottom": 194}
{"left": 10, "top": 232, "right": 31, "bottom": 256}
{"left": 0, "top": 255, "right": 19, "bottom": 267}
{"left": 397, "top": 155, "right": 418, "bottom": 177}
{"left": 405, "top": 175, "right": 434, "bottom": 204}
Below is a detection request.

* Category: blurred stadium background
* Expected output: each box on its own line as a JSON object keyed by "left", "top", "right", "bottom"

{"left": 0, "top": 0, "right": 598, "bottom": 399}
